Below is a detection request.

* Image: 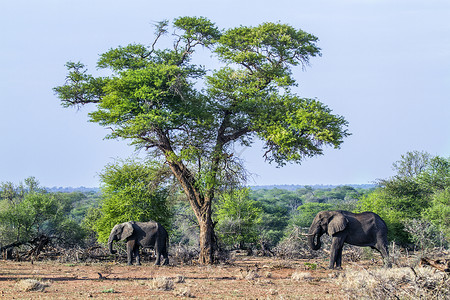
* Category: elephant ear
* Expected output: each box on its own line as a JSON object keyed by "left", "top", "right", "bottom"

{"left": 120, "top": 222, "right": 134, "bottom": 240}
{"left": 327, "top": 214, "right": 349, "bottom": 236}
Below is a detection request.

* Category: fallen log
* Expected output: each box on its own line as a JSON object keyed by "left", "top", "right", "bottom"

{"left": 420, "top": 257, "right": 450, "bottom": 273}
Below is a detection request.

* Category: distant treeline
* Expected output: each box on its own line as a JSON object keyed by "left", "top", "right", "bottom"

{"left": 45, "top": 184, "right": 376, "bottom": 194}
{"left": 45, "top": 187, "right": 100, "bottom": 193}
{"left": 249, "top": 184, "right": 376, "bottom": 191}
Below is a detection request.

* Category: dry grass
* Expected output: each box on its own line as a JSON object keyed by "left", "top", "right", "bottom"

{"left": 0, "top": 256, "right": 403, "bottom": 299}
{"left": 244, "top": 269, "right": 260, "bottom": 280}
{"left": 150, "top": 276, "right": 175, "bottom": 291}
{"left": 15, "top": 279, "right": 49, "bottom": 292}
{"left": 337, "top": 266, "right": 450, "bottom": 299}
{"left": 174, "top": 286, "right": 195, "bottom": 298}
{"left": 291, "top": 271, "right": 313, "bottom": 281}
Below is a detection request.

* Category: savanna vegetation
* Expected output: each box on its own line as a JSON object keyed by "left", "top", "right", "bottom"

{"left": 1, "top": 151, "right": 449, "bottom": 299}
{"left": 1, "top": 151, "right": 448, "bottom": 260}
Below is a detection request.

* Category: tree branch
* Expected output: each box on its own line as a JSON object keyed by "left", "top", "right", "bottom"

{"left": 154, "top": 127, "right": 204, "bottom": 213}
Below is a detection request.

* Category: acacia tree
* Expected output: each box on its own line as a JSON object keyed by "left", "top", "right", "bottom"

{"left": 54, "top": 17, "right": 349, "bottom": 264}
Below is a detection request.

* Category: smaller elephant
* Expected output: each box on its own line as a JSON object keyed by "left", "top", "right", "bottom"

{"left": 108, "top": 221, "right": 169, "bottom": 266}
{"left": 307, "top": 210, "right": 390, "bottom": 269}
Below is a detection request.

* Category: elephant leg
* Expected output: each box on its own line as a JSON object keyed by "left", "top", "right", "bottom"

{"left": 154, "top": 254, "right": 161, "bottom": 265}
{"left": 134, "top": 246, "right": 141, "bottom": 266}
{"left": 375, "top": 241, "right": 390, "bottom": 267}
{"left": 330, "top": 237, "right": 345, "bottom": 269}
{"left": 126, "top": 242, "right": 134, "bottom": 265}
{"left": 161, "top": 245, "right": 169, "bottom": 265}
{"left": 336, "top": 246, "right": 344, "bottom": 268}
{"left": 162, "top": 251, "right": 169, "bottom": 265}
{"left": 154, "top": 250, "right": 161, "bottom": 265}
{"left": 154, "top": 240, "right": 161, "bottom": 265}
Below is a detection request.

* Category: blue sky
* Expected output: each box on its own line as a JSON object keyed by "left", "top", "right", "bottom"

{"left": 1, "top": 0, "right": 449, "bottom": 187}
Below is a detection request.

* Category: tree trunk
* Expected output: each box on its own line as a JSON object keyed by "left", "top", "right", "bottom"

{"left": 158, "top": 129, "right": 217, "bottom": 264}
{"left": 165, "top": 159, "right": 215, "bottom": 264}
{"left": 198, "top": 211, "right": 214, "bottom": 264}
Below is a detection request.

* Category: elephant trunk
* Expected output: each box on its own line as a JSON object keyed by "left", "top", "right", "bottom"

{"left": 308, "top": 230, "right": 322, "bottom": 251}
{"left": 108, "top": 236, "right": 117, "bottom": 254}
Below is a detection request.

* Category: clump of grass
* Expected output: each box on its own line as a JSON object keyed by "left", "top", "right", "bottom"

{"left": 337, "top": 266, "right": 449, "bottom": 299}
{"left": 268, "top": 260, "right": 294, "bottom": 269}
{"left": 65, "top": 263, "right": 76, "bottom": 267}
{"left": 304, "top": 262, "right": 317, "bottom": 270}
{"left": 16, "top": 279, "right": 49, "bottom": 292}
{"left": 237, "top": 267, "right": 261, "bottom": 280}
{"left": 151, "top": 277, "right": 174, "bottom": 291}
{"left": 170, "top": 244, "right": 199, "bottom": 265}
{"left": 174, "top": 287, "right": 195, "bottom": 298}
{"left": 245, "top": 270, "right": 260, "bottom": 280}
{"left": 101, "top": 288, "right": 116, "bottom": 293}
{"left": 291, "top": 271, "right": 313, "bottom": 281}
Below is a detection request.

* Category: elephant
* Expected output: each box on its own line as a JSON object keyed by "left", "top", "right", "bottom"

{"left": 307, "top": 210, "right": 390, "bottom": 269}
{"left": 108, "top": 221, "right": 169, "bottom": 266}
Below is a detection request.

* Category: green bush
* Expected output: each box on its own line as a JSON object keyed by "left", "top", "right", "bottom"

{"left": 358, "top": 152, "right": 450, "bottom": 246}
{"left": 88, "top": 158, "right": 173, "bottom": 244}
{"left": 215, "top": 188, "right": 262, "bottom": 248}
{"left": 423, "top": 188, "right": 450, "bottom": 240}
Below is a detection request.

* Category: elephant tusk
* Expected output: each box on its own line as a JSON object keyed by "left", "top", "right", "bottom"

{"left": 300, "top": 233, "right": 315, "bottom": 236}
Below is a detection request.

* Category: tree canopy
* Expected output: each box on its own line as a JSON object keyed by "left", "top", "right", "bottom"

{"left": 54, "top": 17, "right": 350, "bottom": 263}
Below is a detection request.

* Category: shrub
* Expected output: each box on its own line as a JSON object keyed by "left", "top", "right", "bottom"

{"left": 291, "top": 271, "right": 313, "bottom": 281}
{"left": 0, "top": 177, "right": 88, "bottom": 247}
{"left": 403, "top": 218, "right": 448, "bottom": 251}
{"left": 423, "top": 187, "right": 450, "bottom": 240}
{"left": 91, "top": 158, "right": 173, "bottom": 243}
{"left": 175, "top": 287, "right": 194, "bottom": 298}
{"left": 15, "top": 279, "right": 49, "bottom": 292}
{"left": 151, "top": 277, "right": 174, "bottom": 291}
{"left": 274, "top": 226, "right": 330, "bottom": 259}
{"left": 215, "top": 188, "right": 262, "bottom": 248}
{"left": 337, "top": 266, "right": 450, "bottom": 299}
{"left": 169, "top": 244, "right": 199, "bottom": 265}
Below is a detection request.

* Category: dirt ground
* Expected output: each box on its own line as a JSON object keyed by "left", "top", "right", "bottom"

{"left": 0, "top": 256, "right": 381, "bottom": 299}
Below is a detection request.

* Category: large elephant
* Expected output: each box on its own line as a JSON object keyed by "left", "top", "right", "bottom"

{"left": 307, "top": 210, "right": 390, "bottom": 269}
{"left": 108, "top": 221, "right": 169, "bottom": 266}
